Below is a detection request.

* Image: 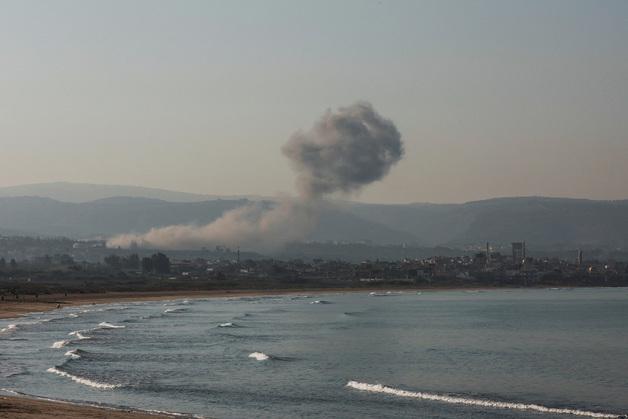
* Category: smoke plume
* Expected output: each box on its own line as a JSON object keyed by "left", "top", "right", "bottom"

{"left": 283, "top": 101, "right": 403, "bottom": 198}
{"left": 107, "top": 102, "right": 403, "bottom": 251}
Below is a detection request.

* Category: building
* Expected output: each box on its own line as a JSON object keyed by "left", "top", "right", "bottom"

{"left": 512, "top": 242, "right": 526, "bottom": 265}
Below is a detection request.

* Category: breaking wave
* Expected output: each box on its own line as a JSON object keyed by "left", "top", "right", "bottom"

{"left": 51, "top": 340, "right": 69, "bottom": 349}
{"left": 64, "top": 349, "right": 82, "bottom": 359}
{"left": 346, "top": 381, "right": 622, "bottom": 418}
{"left": 0, "top": 324, "right": 17, "bottom": 334}
{"left": 248, "top": 352, "right": 270, "bottom": 361}
{"left": 369, "top": 291, "right": 402, "bottom": 297}
{"left": 68, "top": 330, "right": 91, "bottom": 340}
{"left": 164, "top": 308, "right": 187, "bottom": 314}
{"left": 98, "top": 322, "right": 125, "bottom": 329}
{"left": 310, "top": 300, "right": 332, "bottom": 304}
{"left": 46, "top": 367, "right": 121, "bottom": 390}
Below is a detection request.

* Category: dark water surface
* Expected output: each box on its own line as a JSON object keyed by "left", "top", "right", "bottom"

{"left": 1, "top": 288, "right": 627, "bottom": 418}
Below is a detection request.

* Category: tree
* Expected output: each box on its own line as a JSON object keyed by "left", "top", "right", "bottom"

{"left": 104, "top": 255, "right": 122, "bottom": 270}
{"left": 0, "top": 258, "right": 5, "bottom": 269}
{"left": 151, "top": 253, "right": 170, "bottom": 274}
{"left": 9, "top": 259, "right": 17, "bottom": 269}
{"left": 123, "top": 254, "right": 140, "bottom": 270}
{"left": 141, "top": 257, "right": 153, "bottom": 273}
{"left": 57, "top": 254, "right": 75, "bottom": 265}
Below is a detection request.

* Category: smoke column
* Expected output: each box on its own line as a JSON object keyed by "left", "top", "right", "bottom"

{"left": 107, "top": 102, "right": 404, "bottom": 251}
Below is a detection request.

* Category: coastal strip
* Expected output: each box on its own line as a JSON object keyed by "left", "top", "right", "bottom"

{"left": 0, "top": 395, "right": 174, "bottom": 419}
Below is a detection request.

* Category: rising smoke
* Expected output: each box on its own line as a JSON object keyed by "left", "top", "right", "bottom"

{"left": 107, "top": 102, "right": 404, "bottom": 251}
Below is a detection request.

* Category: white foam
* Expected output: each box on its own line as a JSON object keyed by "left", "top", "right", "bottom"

{"left": 248, "top": 352, "right": 270, "bottom": 361}
{"left": 98, "top": 322, "right": 125, "bottom": 329}
{"left": 68, "top": 313, "right": 79, "bottom": 318}
{"left": 346, "top": 381, "right": 621, "bottom": 418}
{"left": 164, "top": 308, "right": 186, "bottom": 314}
{"left": 68, "top": 330, "right": 91, "bottom": 340}
{"left": 51, "top": 340, "right": 69, "bottom": 349}
{"left": 0, "top": 324, "right": 17, "bottom": 334}
{"left": 46, "top": 367, "right": 121, "bottom": 390}
{"left": 219, "top": 322, "right": 234, "bottom": 328}
{"left": 64, "top": 349, "right": 81, "bottom": 359}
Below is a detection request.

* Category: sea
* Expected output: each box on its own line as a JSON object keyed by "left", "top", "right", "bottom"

{"left": 1, "top": 288, "right": 627, "bottom": 418}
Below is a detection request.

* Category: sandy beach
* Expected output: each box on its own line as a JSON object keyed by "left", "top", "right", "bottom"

{"left": 0, "top": 288, "right": 334, "bottom": 319}
{"left": 0, "top": 286, "right": 434, "bottom": 320}
{"left": 0, "top": 395, "right": 175, "bottom": 418}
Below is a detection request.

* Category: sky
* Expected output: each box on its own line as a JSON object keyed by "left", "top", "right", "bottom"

{"left": 0, "top": 0, "right": 626, "bottom": 204}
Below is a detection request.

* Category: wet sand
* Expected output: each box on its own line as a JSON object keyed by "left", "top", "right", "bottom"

{"left": 0, "top": 287, "right": 431, "bottom": 320}
{"left": 0, "top": 395, "right": 172, "bottom": 418}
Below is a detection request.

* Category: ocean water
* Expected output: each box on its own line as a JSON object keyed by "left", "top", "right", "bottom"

{"left": 1, "top": 288, "right": 627, "bottom": 418}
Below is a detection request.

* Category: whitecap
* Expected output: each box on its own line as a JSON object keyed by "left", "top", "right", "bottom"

{"left": 164, "top": 308, "right": 187, "bottom": 314}
{"left": 345, "top": 381, "right": 621, "bottom": 418}
{"left": 98, "top": 322, "right": 125, "bottom": 329}
{"left": 46, "top": 367, "right": 120, "bottom": 390}
{"left": 51, "top": 340, "right": 69, "bottom": 349}
{"left": 0, "top": 324, "right": 17, "bottom": 334}
{"left": 64, "top": 349, "right": 81, "bottom": 360}
{"left": 248, "top": 352, "right": 270, "bottom": 361}
{"left": 68, "top": 330, "right": 91, "bottom": 340}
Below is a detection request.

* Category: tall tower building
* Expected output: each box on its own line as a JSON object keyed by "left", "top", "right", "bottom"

{"left": 512, "top": 242, "right": 526, "bottom": 265}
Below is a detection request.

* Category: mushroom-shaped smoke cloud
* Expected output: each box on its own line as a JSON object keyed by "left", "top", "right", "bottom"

{"left": 283, "top": 101, "right": 403, "bottom": 199}
{"left": 107, "top": 102, "right": 404, "bottom": 251}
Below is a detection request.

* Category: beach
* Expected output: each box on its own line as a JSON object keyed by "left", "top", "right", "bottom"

{"left": 0, "top": 395, "right": 173, "bottom": 418}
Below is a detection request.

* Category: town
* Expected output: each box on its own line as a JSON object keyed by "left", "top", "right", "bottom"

{"left": 1, "top": 235, "right": 627, "bottom": 299}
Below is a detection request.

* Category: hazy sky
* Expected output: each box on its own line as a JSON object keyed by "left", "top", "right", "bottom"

{"left": 1, "top": 0, "right": 626, "bottom": 204}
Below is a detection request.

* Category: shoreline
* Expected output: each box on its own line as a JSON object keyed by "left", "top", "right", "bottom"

{"left": 0, "top": 394, "right": 176, "bottom": 418}
{"left": 0, "top": 284, "right": 601, "bottom": 321}
{"left": 0, "top": 286, "right": 440, "bottom": 320}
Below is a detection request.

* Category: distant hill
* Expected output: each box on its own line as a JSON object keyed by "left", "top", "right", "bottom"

{"left": 347, "top": 197, "right": 628, "bottom": 248}
{"left": 0, "top": 196, "right": 416, "bottom": 244}
{"left": 0, "top": 182, "right": 627, "bottom": 250}
{"left": 0, "top": 182, "right": 261, "bottom": 203}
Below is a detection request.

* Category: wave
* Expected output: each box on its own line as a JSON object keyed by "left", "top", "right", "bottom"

{"left": 369, "top": 291, "right": 402, "bottom": 297}
{"left": 0, "top": 324, "right": 17, "bottom": 334}
{"left": 46, "top": 367, "right": 121, "bottom": 390}
{"left": 248, "top": 352, "right": 270, "bottom": 361}
{"left": 64, "top": 349, "right": 82, "bottom": 360}
{"left": 46, "top": 367, "right": 122, "bottom": 390}
{"left": 164, "top": 308, "right": 187, "bottom": 314}
{"left": 98, "top": 322, "right": 125, "bottom": 329}
{"left": 68, "top": 330, "right": 91, "bottom": 340}
{"left": 310, "top": 300, "right": 332, "bottom": 304}
{"left": 345, "top": 381, "right": 622, "bottom": 418}
{"left": 51, "top": 340, "right": 70, "bottom": 349}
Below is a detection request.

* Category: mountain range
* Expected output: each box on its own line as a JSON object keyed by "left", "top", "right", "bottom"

{"left": 0, "top": 182, "right": 627, "bottom": 250}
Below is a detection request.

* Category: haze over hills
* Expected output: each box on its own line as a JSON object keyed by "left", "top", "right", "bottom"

{"left": 0, "top": 182, "right": 265, "bottom": 203}
{"left": 0, "top": 183, "right": 627, "bottom": 250}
